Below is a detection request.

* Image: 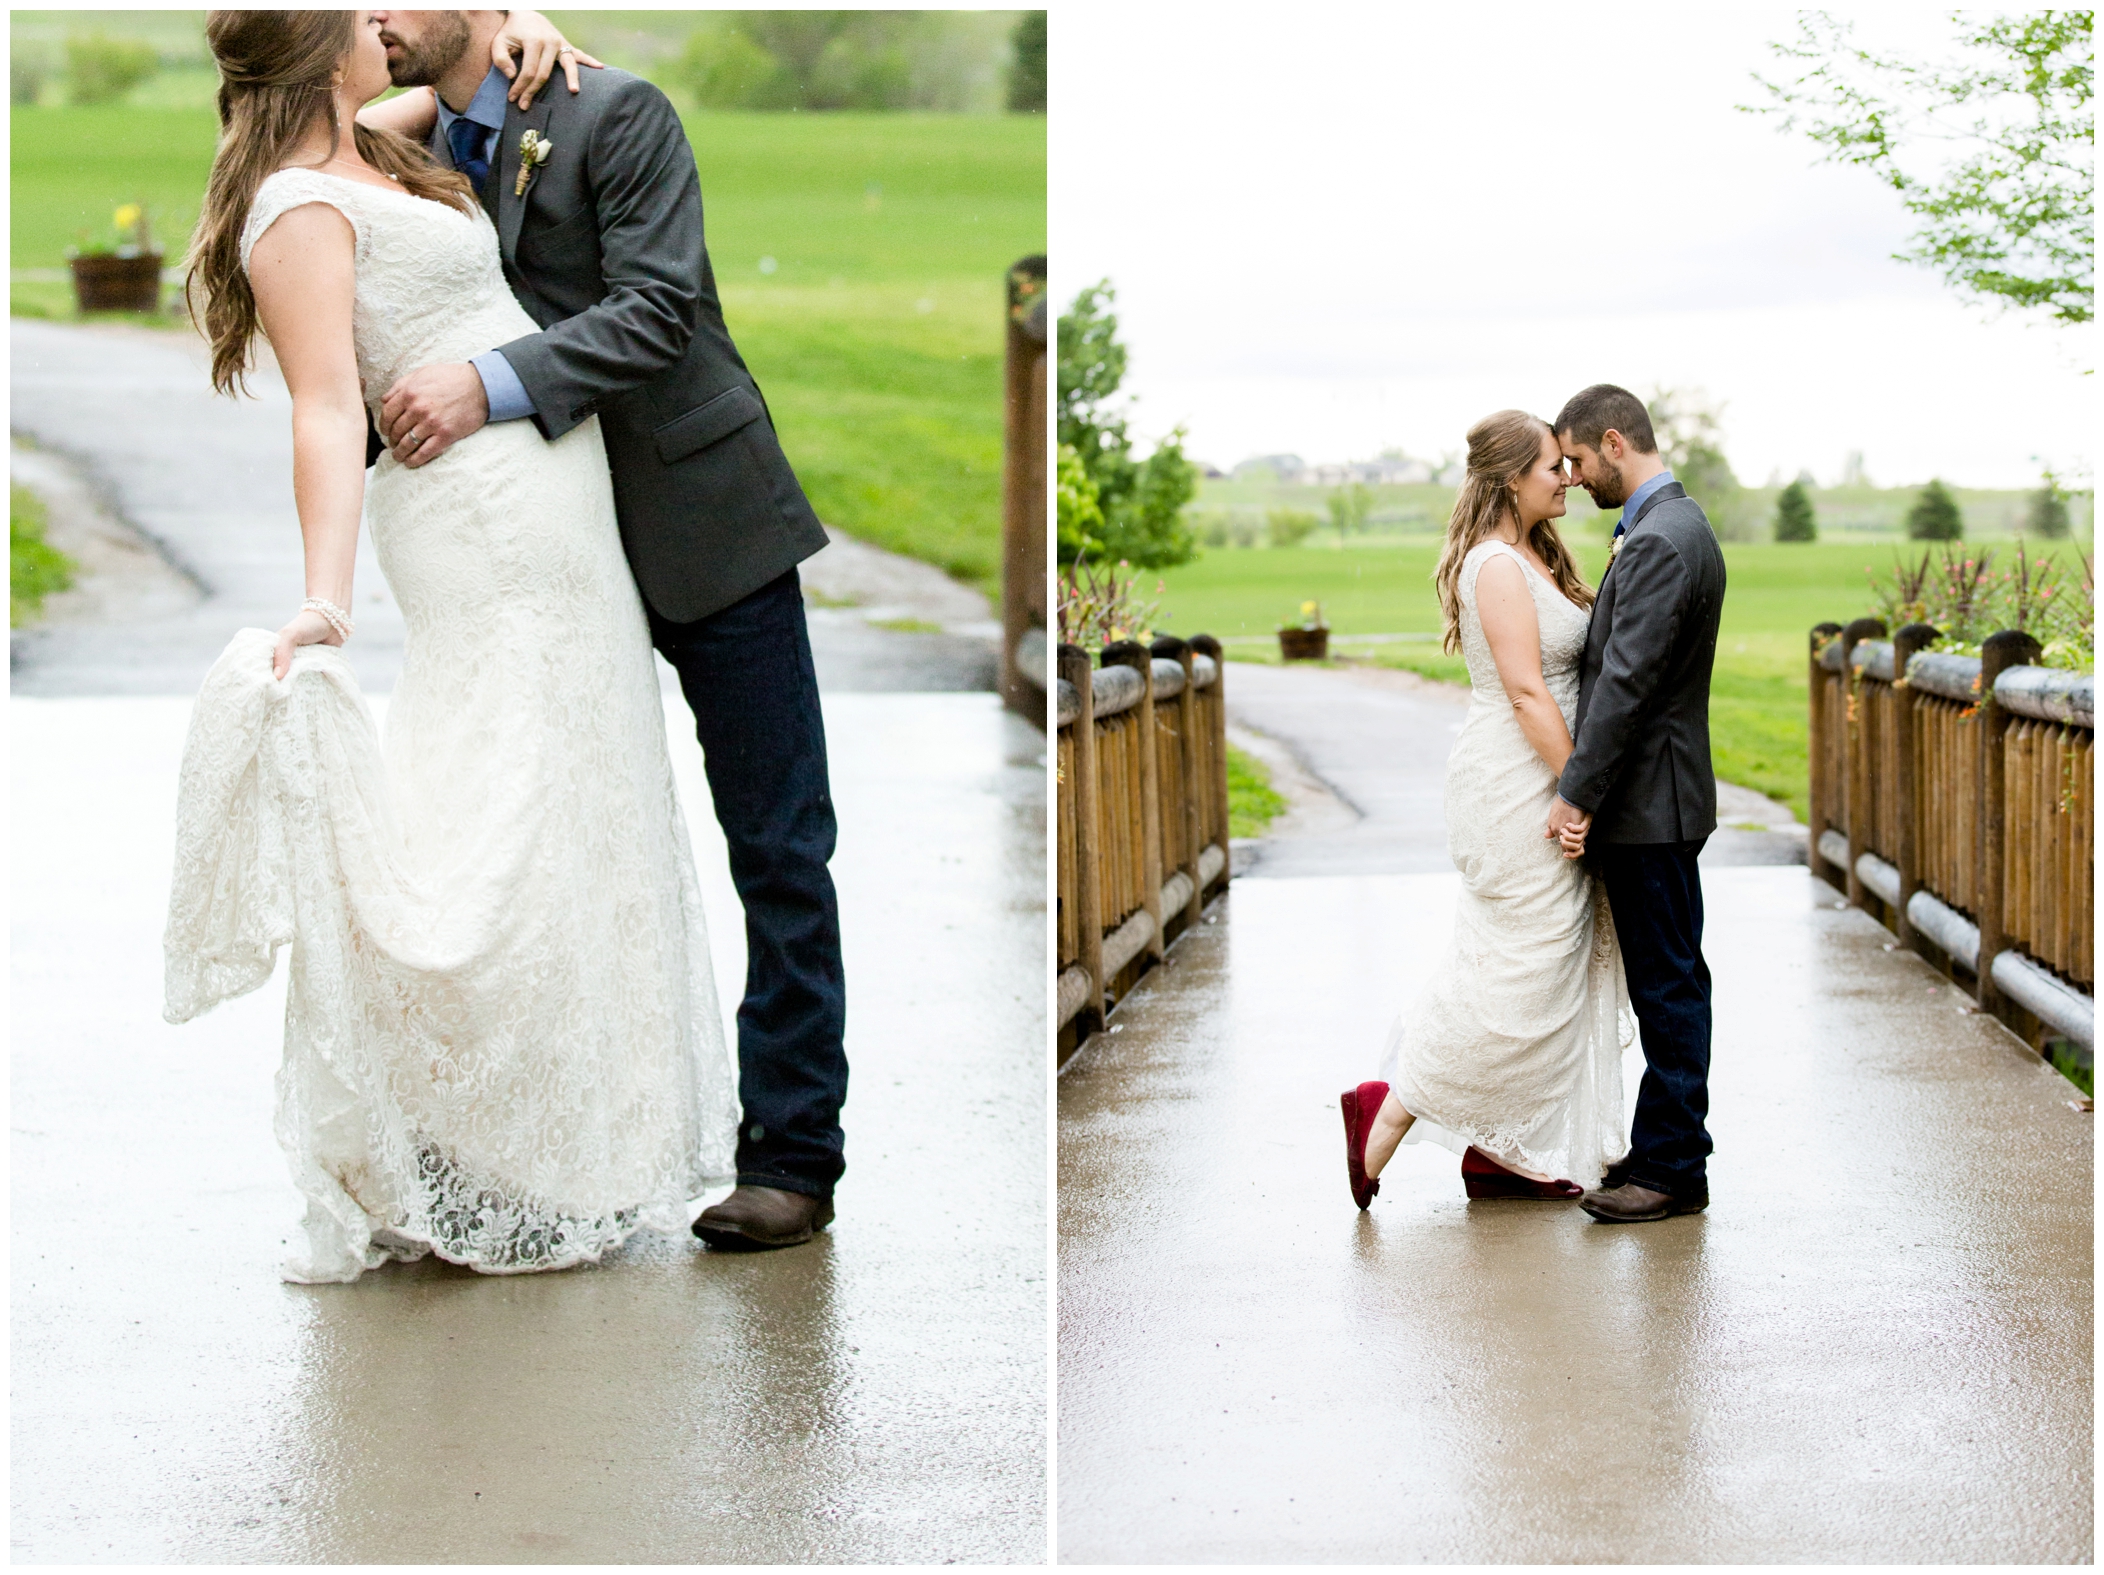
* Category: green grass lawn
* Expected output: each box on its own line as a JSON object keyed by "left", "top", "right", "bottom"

{"left": 11, "top": 104, "right": 1044, "bottom": 594}
{"left": 1226, "top": 745, "right": 1287, "bottom": 840}
{"left": 1151, "top": 539, "right": 2093, "bottom": 822}
{"left": 11, "top": 479, "right": 76, "bottom": 626}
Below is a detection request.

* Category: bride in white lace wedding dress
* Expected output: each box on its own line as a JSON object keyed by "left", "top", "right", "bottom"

{"left": 164, "top": 12, "right": 736, "bottom": 1282}
{"left": 1339, "top": 410, "right": 1630, "bottom": 1208}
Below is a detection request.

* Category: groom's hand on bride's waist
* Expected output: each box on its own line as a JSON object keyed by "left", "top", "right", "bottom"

{"left": 381, "top": 364, "right": 490, "bottom": 468}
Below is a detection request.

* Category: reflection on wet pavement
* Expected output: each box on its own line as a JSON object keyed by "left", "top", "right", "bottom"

{"left": 1058, "top": 869, "right": 2090, "bottom": 1562}
{"left": 13, "top": 693, "right": 1046, "bottom": 1563}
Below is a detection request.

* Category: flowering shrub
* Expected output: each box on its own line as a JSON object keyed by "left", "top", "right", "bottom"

{"left": 1057, "top": 557, "right": 1161, "bottom": 651}
{"left": 1867, "top": 541, "right": 2093, "bottom": 671}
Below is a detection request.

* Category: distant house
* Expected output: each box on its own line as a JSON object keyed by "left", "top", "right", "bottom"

{"left": 1232, "top": 454, "right": 1306, "bottom": 483}
{"left": 1191, "top": 459, "right": 1227, "bottom": 480}
{"left": 1302, "top": 456, "right": 1435, "bottom": 487}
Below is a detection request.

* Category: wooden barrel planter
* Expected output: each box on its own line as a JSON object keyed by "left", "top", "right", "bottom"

{"left": 69, "top": 253, "right": 163, "bottom": 314}
{"left": 1277, "top": 626, "right": 1328, "bottom": 661}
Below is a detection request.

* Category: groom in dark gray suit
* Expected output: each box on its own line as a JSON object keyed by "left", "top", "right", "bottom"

{"left": 368, "top": 10, "right": 845, "bottom": 1251}
{"left": 1547, "top": 385, "right": 1727, "bottom": 1225}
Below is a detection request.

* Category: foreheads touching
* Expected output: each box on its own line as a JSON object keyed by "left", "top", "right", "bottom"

{"left": 1553, "top": 383, "right": 1658, "bottom": 511}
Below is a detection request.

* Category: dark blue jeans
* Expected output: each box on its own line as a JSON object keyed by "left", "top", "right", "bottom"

{"left": 649, "top": 570, "right": 847, "bottom": 1200}
{"left": 1595, "top": 840, "right": 1712, "bottom": 1197}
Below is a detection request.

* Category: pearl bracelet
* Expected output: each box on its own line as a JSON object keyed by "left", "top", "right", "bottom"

{"left": 302, "top": 597, "right": 356, "bottom": 641}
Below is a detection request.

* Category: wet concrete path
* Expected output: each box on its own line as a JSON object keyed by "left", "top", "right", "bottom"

{"left": 1058, "top": 664, "right": 2090, "bottom": 1563}
{"left": 10, "top": 318, "right": 1001, "bottom": 696}
{"left": 15, "top": 692, "right": 1045, "bottom": 1563}
{"left": 1224, "top": 660, "right": 1808, "bottom": 873}
{"left": 11, "top": 319, "right": 1045, "bottom": 1560}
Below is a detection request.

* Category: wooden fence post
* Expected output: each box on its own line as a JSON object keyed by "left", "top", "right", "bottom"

{"left": 1103, "top": 640, "right": 1165, "bottom": 964}
{"left": 1154, "top": 634, "right": 1204, "bottom": 933}
{"left": 1059, "top": 641, "right": 1105, "bottom": 1035}
{"left": 1191, "top": 634, "right": 1231, "bottom": 882}
{"left": 998, "top": 256, "right": 1048, "bottom": 723}
{"left": 1891, "top": 621, "right": 1939, "bottom": 949}
{"left": 1840, "top": 617, "right": 1886, "bottom": 910}
{"left": 1977, "top": 629, "right": 2042, "bottom": 1009}
{"left": 1808, "top": 621, "right": 1845, "bottom": 887}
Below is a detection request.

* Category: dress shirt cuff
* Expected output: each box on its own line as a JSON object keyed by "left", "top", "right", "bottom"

{"left": 470, "top": 350, "right": 537, "bottom": 423}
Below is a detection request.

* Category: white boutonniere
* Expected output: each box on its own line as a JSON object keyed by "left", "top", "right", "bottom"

{"left": 513, "top": 130, "right": 553, "bottom": 197}
{"left": 1609, "top": 532, "right": 1625, "bottom": 561}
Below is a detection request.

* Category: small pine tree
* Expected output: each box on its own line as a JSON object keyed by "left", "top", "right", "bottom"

{"left": 1005, "top": 11, "right": 1046, "bottom": 113}
{"left": 2027, "top": 482, "right": 2071, "bottom": 539}
{"left": 1773, "top": 478, "right": 1817, "bottom": 542}
{"left": 1905, "top": 478, "right": 1964, "bottom": 541}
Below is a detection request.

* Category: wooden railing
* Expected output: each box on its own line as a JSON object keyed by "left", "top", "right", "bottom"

{"left": 1056, "top": 635, "right": 1231, "bottom": 1053}
{"left": 1808, "top": 619, "right": 2094, "bottom": 1056}
{"left": 1000, "top": 255, "right": 1048, "bottom": 725}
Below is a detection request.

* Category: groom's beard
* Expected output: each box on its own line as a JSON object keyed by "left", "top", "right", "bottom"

{"left": 1583, "top": 459, "right": 1631, "bottom": 510}
{"left": 384, "top": 14, "right": 472, "bottom": 89}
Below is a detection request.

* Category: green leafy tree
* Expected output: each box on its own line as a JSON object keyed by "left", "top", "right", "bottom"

{"left": 1325, "top": 483, "right": 1374, "bottom": 537}
{"left": 1647, "top": 386, "right": 1748, "bottom": 537}
{"left": 1057, "top": 281, "right": 1197, "bottom": 568}
{"left": 1007, "top": 11, "right": 1046, "bottom": 113}
{"left": 1056, "top": 443, "right": 1103, "bottom": 561}
{"left": 1267, "top": 507, "right": 1320, "bottom": 547}
{"left": 678, "top": 13, "right": 986, "bottom": 111}
{"left": 1749, "top": 11, "right": 2093, "bottom": 327}
{"left": 12, "top": 42, "right": 54, "bottom": 107}
{"left": 2028, "top": 468, "right": 2073, "bottom": 537}
{"left": 1773, "top": 478, "right": 1818, "bottom": 541}
{"left": 679, "top": 25, "right": 794, "bottom": 110}
{"left": 65, "top": 31, "right": 157, "bottom": 105}
{"left": 1906, "top": 477, "right": 1966, "bottom": 540}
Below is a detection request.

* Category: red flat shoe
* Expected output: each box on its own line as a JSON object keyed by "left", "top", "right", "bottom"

{"left": 1341, "top": 1080, "right": 1389, "bottom": 1210}
{"left": 1461, "top": 1146, "right": 1583, "bottom": 1200}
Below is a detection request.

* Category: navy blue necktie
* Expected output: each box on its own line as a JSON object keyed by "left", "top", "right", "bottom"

{"left": 447, "top": 115, "right": 491, "bottom": 199}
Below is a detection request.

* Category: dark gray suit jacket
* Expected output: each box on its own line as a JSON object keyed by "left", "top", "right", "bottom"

{"left": 430, "top": 67, "right": 827, "bottom": 624}
{"left": 1557, "top": 481, "right": 1727, "bottom": 844}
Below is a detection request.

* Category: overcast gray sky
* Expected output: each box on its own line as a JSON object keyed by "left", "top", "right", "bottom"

{"left": 1055, "top": 3, "right": 2093, "bottom": 489}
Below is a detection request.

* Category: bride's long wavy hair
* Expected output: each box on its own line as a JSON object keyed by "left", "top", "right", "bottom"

{"left": 186, "top": 10, "right": 476, "bottom": 395}
{"left": 1432, "top": 409, "right": 1595, "bottom": 653}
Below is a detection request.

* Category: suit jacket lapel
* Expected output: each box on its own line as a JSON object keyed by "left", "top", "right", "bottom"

{"left": 1593, "top": 480, "right": 1689, "bottom": 621}
{"left": 496, "top": 95, "right": 554, "bottom": 266}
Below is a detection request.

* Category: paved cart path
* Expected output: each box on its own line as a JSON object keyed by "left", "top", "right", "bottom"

{"left": 1058, "top": 664, "right": 2090, "bottom": 1563}
{"left": 10, "top": 317, "right": 999, "bottom": 695}
{"left": 14, "top": 691, "right": 1045, "bottom": 1563}
{"left": 10, "top": 317, "right": 1045, "bottom": 1561}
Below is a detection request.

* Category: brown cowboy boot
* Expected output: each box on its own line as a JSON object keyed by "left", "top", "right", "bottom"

{"left": 1579, "top": 1180, "right": 1709, "bottom": 1223}
{"left": 692, "top": 1185, "right": 836, "bottom": 1251}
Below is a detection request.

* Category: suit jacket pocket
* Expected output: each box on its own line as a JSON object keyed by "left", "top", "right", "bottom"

{"left": 652, "top": 386, "right": 764, "bottom": 464}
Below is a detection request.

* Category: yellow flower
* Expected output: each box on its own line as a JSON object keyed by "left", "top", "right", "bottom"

{"left": 113, "top": 204, "right": 141, "bottom": 232}
{"left": 1300, "top": 600, "right": 1317, "bottom": 616}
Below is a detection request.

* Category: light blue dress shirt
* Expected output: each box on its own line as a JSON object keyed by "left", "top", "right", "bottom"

{"left": 1616, "top": 469, "right": 1675, "bottom": 538}
{"left": 436, "top": 68, "right": 537, "bottom": 424}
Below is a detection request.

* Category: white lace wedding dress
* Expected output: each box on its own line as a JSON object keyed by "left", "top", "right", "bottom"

{"left": 163, "top": 169, "right": 739, "bottom": 1282}
{"left": 1377, "top": 539, "right": 1631, "bottom": 1185}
